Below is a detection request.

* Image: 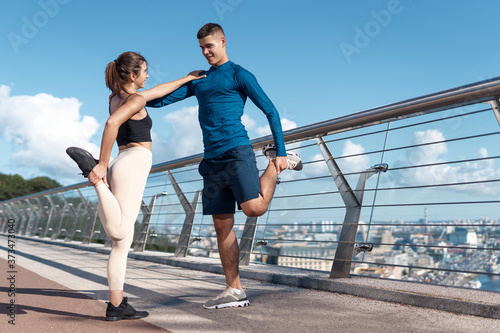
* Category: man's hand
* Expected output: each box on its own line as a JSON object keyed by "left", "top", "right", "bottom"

{"left": 88, "top": 163, "right": 108, "bottom": 187}
{"left": 274, "top": 156, "right": 287, "bottom": 174}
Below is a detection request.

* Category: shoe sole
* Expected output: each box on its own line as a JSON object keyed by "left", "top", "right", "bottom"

{"left": 290, "top": 160, "right": 303, "bottom": 171}
{"left": 262, "top": 144, "right": 276, "bottom": 158}
{"left": 286, "top": 152, "right": 303, "bottom": 171}
{"left": 203, "top": 300, "right": 250, "bottom": 310}
{"left": 66, "top": 147, "right": 97, "bottom": 177}
{"left": 105, "top": 313, "right": 149, "bottom": 321}
{"left": 263, "top": 148, "right": 277, "bottom": 159}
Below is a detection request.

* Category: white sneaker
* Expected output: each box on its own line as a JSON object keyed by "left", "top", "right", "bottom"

{"left": 262, "top": 144, "right": 303, "bottom": 171}
{"left": 285, "top": 151, "right": 303, "bottom": 171}
{"left": 203, "top": 286, "right": 250, "bottom": 309}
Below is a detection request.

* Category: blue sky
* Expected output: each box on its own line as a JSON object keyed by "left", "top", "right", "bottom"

{"left": 1, "top": 0, "right": 499, "bottom": 204}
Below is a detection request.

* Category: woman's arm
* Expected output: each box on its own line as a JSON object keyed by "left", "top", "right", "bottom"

{"left": 87, "top": 94, "right": 146, "bottom": 186}
{"left": 138, "top": 71, "right": 205, "bottom": 102}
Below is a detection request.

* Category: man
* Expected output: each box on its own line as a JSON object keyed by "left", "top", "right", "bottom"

{"left": 147, "top": 23, "right": 302, "bottom": 309}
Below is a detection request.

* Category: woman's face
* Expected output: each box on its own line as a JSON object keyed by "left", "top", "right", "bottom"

{"left": 134, "top": 62, "right": 149, "bottom": 89}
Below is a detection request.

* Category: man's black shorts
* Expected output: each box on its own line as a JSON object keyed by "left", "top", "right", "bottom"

{"left": 198, "top": 145, "right": 262, "bottom": 215}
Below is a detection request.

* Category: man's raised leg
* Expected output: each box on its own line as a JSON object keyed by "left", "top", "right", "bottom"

{"left": 240, "top": 160, "right": 278, "bottom": 217}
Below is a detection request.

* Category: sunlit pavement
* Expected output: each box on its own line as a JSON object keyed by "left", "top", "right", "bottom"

{"left": 1, "top": 235, "right": 500, "bottom": 333}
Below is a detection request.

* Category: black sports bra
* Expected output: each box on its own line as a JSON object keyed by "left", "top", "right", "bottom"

{"left": 111, "top": 95, "right": 153, "bottom": 146}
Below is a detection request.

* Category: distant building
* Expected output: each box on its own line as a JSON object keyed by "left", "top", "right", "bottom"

{"left": 260, "top": 242, "right": 336, "bottom": 271}
{"left": 446, "top": 228, "right": 478, "bottom": 247}
{"left": 466, "top": 229, "right": 478, "bottom": 247}
{"left": 447, "top": 227, "right": 468, "bottom": 245}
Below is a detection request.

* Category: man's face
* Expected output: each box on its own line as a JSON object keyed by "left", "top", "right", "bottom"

{"left": 199, "top": 33, "right": 226, "bottom": 66}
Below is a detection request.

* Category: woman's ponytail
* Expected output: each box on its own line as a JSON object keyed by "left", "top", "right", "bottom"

{"left": 105, "top": 51, "right": 147, "bottom": 98}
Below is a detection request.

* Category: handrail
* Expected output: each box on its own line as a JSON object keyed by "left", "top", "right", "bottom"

{"left": 255, "top": 76, "right": 500, "bottom": 145}
{"left": 0, "top": 181, "right": 89, "bottom": 204}
{"left": 2, "top": 76, "right": 500, "bottom": 204}
{"left": 156, "top": 76, "right": 500, "bottom": 171}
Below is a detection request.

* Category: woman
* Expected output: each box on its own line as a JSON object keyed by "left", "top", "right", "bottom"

{"left": 66, "top": 51, "right": 204, "bottom": 321}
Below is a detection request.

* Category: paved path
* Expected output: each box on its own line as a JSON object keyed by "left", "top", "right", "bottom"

{"left": 1, "top": 236, "right": 500, "bottom": 332}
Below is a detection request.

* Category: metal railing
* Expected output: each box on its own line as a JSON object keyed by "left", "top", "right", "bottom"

{"left": 2, "top": 77, "right": 500, "bottom": 290}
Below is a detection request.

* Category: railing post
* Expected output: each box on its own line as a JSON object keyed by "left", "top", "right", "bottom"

{"left": 104, "top": 235, "right": 113, "bottom": 247}
{"left": 2, "top": 208, "right": 11, "bottom": 233}
{"left": 64, "top": 202, "right": 80, "bottom": 242}
{"left": 40, "top": 206, "right": 50, "bottom": 237}
{"left": 77, "top": 189, "right": 98, "bottom": 245}
{"left": 133, "top": 200, "right": 152, "bottom": 252}
{"left": 133, "top": 193, "right": 167, "bottom": 252}
{"left": 51, "top": 193, "right": 69, "bottom": 240}
{"left": 165, "top": 170, "right": 202, "bottom": 258}
{"left": 2, "top": 205, "right": 12, "bottom": 233}
{"left": 0, "top": 207, "right": 7, "bottom": 233}
{"left": 331, "top": 167, "right": 384, "bottom": 278}
{"left": 486, "top": 99, "right": 500, "bottom": 127}
{"left": 316, "top": 137, "right": 360, "bottom": 208}
{"left": 5, "top": 204, "right": 20, "bottom": 234}
{"left": 26, "top": 200, "right": 40, "bottom": 236}
{"left": 238, "top": 216, "right": 259, "bottom": 266}
{"left": 40, "top": 195, "right": 56, "bottom": 239}
{"left": 31, "top": 198, "right": 47, "bottom": 237}
{"left": 175, "top": 190, "right": 202, "bottom": 258}
{"left": 17, "top": 202, "right": 29, "bottom": 236}
{"left": 20, "top": 200, "right": 34, "bottom": 236}
{"left": 3, "top": 209, "right": 10, "bottom": 233}
{"left": 316, "top": 136, "right": 388, "bottom": 278}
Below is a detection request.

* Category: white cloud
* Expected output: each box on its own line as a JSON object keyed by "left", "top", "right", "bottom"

{"left": 307, "top": 153, "right": 329, "bottom": 177}
{"left": 307, "top": 140, "right": 370, "bottom": 178}
{"left": 338, "top": 140, "right": 370, "bottom": 173}
{"left": 152, "top": 106, "right": 203, "bottom": 162}
{"left": 242, "top": 114, "right": 256, "bottom": 130}
{"left": 255, "top": 118, "right": 297, "bottom": 137}
{"left": 391, "top": 129, "right": 500, "bottom": 195}
{"left": 408, "top": 129, "right": 447, "bottom": 166}
{"left": 0, "top": 85, "right": 99, "bottom": 183}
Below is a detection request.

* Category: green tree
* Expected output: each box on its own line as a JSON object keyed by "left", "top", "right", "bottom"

{"left": 26, "top": 177, "right": 62, "bottom": 195}
{"left": 0, "top": 174, "right": 25, "bottom": 201}
{"left": 0, "top": 174, "right": 62, "bottom": 201}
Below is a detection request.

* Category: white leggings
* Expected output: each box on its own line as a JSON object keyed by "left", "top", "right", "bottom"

{"left": 94, "top": 146, "right": 152, "bottom": 291}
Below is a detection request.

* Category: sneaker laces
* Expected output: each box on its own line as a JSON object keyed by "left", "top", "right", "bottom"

{"left": 212, "top": 287, "right": 232, "bottom": 300}
{"left": 287, "top": 159, "right": 298, "bottom": 169}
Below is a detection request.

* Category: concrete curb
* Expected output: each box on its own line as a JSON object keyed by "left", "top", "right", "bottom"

{"left": 7, "top": 234, "right": 500, "bottom": 320}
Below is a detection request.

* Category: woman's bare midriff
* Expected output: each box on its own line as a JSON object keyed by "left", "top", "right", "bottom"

{"left": 118, "top": 141, "right": 152, "bottom": 152}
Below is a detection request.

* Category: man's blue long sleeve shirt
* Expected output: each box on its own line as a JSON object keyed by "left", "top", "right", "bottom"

{"left": 147, "top": 61, "right": 286, "bottom": 159}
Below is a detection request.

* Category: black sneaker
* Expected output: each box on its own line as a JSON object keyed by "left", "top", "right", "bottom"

{"left": 66, "top": 147, "right": 98, "bottom": 178}
{"left": 105, "top": 297, "right": 149, "bottom": 321}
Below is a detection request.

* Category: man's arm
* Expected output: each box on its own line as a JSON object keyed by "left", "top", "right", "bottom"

{"left": 146, "top": 83, "right": 194, "bottom": 108}
{"left": 237, "top": 67, "right": 286, "bottom": 157}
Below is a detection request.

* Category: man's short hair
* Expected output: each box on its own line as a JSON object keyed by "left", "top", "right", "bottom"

{"left": 197, "top": 23, "right": 225, "bottom": 39}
